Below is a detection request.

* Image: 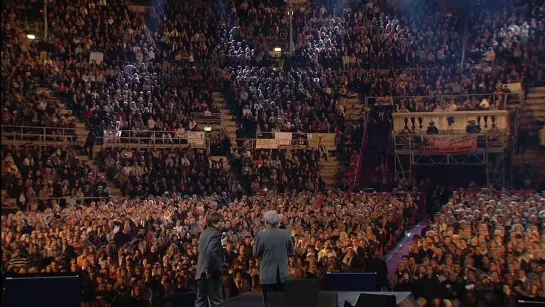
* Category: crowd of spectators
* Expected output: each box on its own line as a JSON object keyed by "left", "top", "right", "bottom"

{"left": 390, "top": 189, "right": 545, "bottom": 306}
{"left": 230, "top": 148, "right": 326, "bottom": 194}
{"left": 95, "top": 147, "right": 230, "bottom": 198}
{"left": 1, "top": 145, "right": 111, "bottom": 211}
{"left": 294, "top": 0, "right": 463, "bottom": 70}
{"left": 466, "top": 0, "right": 545, "bottom": 87}
{"left": 229, "top": 65, "right": 347, "bottom": 134}
{"left": 2, "top": 190, "right": 419, "bottom": 306}
{"left": 157, "top": 0, "right": 226, "bottom": 66}
{"left": 2, "top": 0, "right": 233, "bottom": 137}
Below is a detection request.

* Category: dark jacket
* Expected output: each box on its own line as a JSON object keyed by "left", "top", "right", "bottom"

{"left": 195, "top": 227, "right": 223, "bottom": 280}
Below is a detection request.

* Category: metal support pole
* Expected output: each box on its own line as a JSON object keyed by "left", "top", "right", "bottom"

{"left": 288, "top": 0, "right": 294, "bottom": 56}
{"left": 44, "top": 0, "right": 48, "bottom": 41}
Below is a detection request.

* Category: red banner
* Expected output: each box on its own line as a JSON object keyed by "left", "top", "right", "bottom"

{"left": 421, "top": 135, "right": 478, "bottom": 153}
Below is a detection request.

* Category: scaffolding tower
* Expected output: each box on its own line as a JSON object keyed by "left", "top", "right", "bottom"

{"left": 393, "top": 132, "right": 508, "bottom": 187}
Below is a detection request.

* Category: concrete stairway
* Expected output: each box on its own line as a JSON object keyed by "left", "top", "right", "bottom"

{"left": 512, "top": 86, "right": 545, "bottom": 189}
{"left": 343, "top": 94, "right": 366, "bottom": 149}
{"left": 519, "top": 87, "right": 545, "bottom": 132}
{"left": 344, "top": 95, "right": 365, "bottom": 121}
{"left": 213, "top": 92, "right": 238, "bottom": 145}
{"left": 319, "top": 157, "right": 341, "bottom": 187}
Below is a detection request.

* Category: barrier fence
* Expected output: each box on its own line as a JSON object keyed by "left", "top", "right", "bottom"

{"left": 101, "top": 129, "right": 208, "bottom": 148}
{"left": 240, "top": 131, "right": 338, "bottom": 150}
{"left": 2, "top": 125, "right": 77, "bottom": 144}
{"left": 191, "top": 112, "right": 223, "bottom": 127}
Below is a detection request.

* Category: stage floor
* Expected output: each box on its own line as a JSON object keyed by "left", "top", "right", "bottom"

{"left": 225, "top": 291, "right": 415, "bottom": 307}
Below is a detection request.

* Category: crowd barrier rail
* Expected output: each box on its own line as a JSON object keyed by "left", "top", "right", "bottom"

{"left": 100, "top": 129, "right": 209, "bottom": 149}
{"left": 2, "top": 125, "right": 78, "bottom": 145}
{"left": 191, "top": 112, "right": 224, "bottom": 127}
{"left": 245, "top": 131, "right": 338, "bottom": 150}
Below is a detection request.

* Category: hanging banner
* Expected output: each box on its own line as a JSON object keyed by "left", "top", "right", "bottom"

{"left": 275, "top": 132, "right": 292, "bottom": 146}
{"left": 256, "top": 139, "right": 278, "bottom": 149}
{"left": 308, "top": 133, "right": 336, "bottom": 150}
{"left": 89, "top": 51, "right": 104, "bottom": 65}
{"left": 420, "top": 135, "right": 478, "bottom": 153}
{"left": 187, "top": 131, "right": 205, "bottom": 146}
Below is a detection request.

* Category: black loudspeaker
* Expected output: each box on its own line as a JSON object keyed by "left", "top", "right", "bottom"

{"left": 174, "top": 292, "right": 197, "bottom": 307}
{"left": 284, "top": 279, "right": 319, "bottom": 307}
{"left": 355, "top": 293, "right": 396, "bottom": 307}
{"left": 3, "top": 275, "right": 81, "bottom": 307}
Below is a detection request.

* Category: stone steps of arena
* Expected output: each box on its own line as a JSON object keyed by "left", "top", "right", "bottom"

{"left": 344, "top": 95, "right": 366, "bottom": 121}
{"left": 213, "top": 92, "right": 238, "bottom": 143}
{"left": 526, "top": 92, "right": 545, "bottom": 100}
{"left": 319, "top": 158, "right": 340, "bottom": 187}
{"left": 517, "top": 87, "right": 545, "bottom": 131}
{"left": 528, "top": 87, "right": 545, "bottom": 93}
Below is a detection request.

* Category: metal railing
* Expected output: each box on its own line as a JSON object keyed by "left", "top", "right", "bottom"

{"left": 2, "top": 125, "right": 78, "bottom": 144}
{"left": 191, "top": 112, "right": 224, "bottom": 127}
{"left": 100, "top": 130, "right": 208, "bottom": 149}
{"left": 394, "top": 132, "right": 507, "bottom": 153}
{"left": 366, "top": 93, "right": 503, "bottom": 110}
{"left": 233, "top": 138, "right": 311, "bottom": 150}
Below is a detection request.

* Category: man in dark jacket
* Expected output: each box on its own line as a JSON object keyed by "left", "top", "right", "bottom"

{"left": 366, "top": 250, "right": 389, "bottom": 290}
{"left": 416, "top": 266, "right": 441, "bottom": 306}
{"left": 84, "top": 130, "right": 96, "bottom": 159}
{"left": 195, "top": 214, "right": 224, "bottom": 307}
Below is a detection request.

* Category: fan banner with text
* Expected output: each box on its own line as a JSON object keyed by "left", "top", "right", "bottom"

{"left": 420, "top": 135, "right": 478, "bottom": 153}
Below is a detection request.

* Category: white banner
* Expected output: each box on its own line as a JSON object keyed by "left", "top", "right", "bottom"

{"left": 89, "top": 51, "right": 104, "bottom": 65}
{"left": 187, "top": 131, "right": 205, "bottom": 145}
{"left": 103, "top": 130, "right": 121, "bottom": 143}
{"left": 275, "top": 132, "right": 292, "bottom": 146}
{"left": 256, "top": 139, "right": 278, "bottom": 149}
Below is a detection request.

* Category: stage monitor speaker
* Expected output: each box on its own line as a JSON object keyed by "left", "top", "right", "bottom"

{"left": 3, "top": 275, "right": 81, "bottom": 307}
{"left": 174, "top": 292, "right": 197, "bottom": 307}
{"left": 284, "top": 279, "right": 319, "bottom": 307}
{"left": 518, "top": 300, "right": 545, "bottom": 306}
{"left": 355, "top": 293, "right": 396, "bottom": 307}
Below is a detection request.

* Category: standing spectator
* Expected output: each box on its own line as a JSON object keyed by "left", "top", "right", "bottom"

{"left": 84, "top": 130, "right": 97, "bottom": 159}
